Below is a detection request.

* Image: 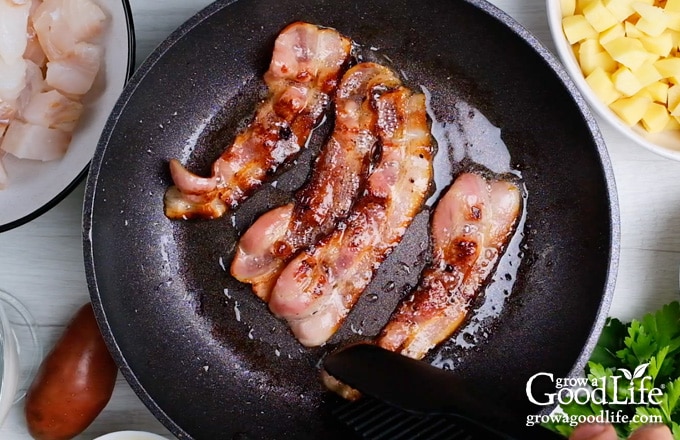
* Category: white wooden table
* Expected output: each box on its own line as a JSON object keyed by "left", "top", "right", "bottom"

{"left": 1, "top": 0, "right": 679, "bottom": 438}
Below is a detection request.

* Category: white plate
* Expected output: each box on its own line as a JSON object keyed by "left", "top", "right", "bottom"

{"left": 0, "top": 0, "right": 135, "bottom": 232}
{"left": 93, "top": 431, "right": 168, "bottom": 440}
{"left": 546, "top": 0, "right": 680, "bottom": 162}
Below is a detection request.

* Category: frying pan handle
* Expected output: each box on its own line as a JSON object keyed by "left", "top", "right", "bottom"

{"left": 324, "top": 344, "right": 569, "bottom": 439}
{"left": 448, "top": 413, "right": 566, "bottom": 440}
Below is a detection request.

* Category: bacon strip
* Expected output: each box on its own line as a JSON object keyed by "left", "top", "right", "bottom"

{"left": 230, "top": 63, "right": 402, "bottom": 301}
{"left": 164, "top": 22, "right": 352, "bottom": 220}
{"left": 268, "top": 86, "right": 434, "bottom": 347}
{"left": 377, "top": 172, "right": 522, "bottom": 360}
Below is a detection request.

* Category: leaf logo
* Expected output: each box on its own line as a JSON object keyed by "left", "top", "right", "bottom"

{"left": 617, "top": 363, "right": 649, "bottom": 380}
{"left": 633, "top": 363, "right": 650, "bottom": 379}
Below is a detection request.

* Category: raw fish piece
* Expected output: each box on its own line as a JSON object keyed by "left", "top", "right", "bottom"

{"left": 45, "top": 42, "right": 102, "bottom": 95}
{"left": 0, "top": 0, "right": 30, "bottom": 61}
{"left": 32, "top": 0, "right": 106, "bottom": 62}
{"left": 1, "top": 119, "right": 70, "bottom": 161}
{"left": 22, "top": 89, "right": 83, "bottom": 132}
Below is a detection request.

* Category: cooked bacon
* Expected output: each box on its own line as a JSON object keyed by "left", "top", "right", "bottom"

{"left": 230, "top": 63, "right": 402, "bottom": 301}
{"left": 377, "top": 172, "right": 522, "bottom": 360}
{"left": 268, "top": 86, "right": 434, "bottom": 347}
{"left": 164, "top": 22, "right": 352, "bottom": 220}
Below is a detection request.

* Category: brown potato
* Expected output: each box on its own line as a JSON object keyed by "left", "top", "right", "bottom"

{"left": 24, "top": 303, "right": 118, "bottom": 440}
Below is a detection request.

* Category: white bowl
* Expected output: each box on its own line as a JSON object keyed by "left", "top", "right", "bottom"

{"left": 0, "top": 288, "right": 41, "bottom": 428}
{"left": 546, "top": 0, "right": 680, "bottom": 161}
{"left": 93, "top": 431, "right": 169, "bottom": 440}
{"left": 0, "top": 0, "right": 135, "bottom": 232}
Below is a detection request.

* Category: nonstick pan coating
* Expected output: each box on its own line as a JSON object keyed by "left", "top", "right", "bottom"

{"left": 83, "top": 0, "right": 619, "bottom": 438}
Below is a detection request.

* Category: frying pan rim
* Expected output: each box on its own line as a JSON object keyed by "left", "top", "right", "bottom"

{"left": 81, "top": 0, "right": 620, "bottom": 437}
{"left": 82, "top": 1, "right": 235, "bottom": 438}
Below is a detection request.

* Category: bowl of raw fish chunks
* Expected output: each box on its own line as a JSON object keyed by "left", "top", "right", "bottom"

{"left": 0, "top": 0, "right": 134, "bottom": 232}
{"left": 547, "top": 0, "right": 680, "bottom": 160}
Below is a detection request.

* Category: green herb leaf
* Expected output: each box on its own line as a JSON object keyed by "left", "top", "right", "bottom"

{"left": 662, "top": 377, "right": 680, "bottom": 421}
{"left": 550, "top": 301, "right": 680, "bottom": 437}
{"left": 631, "top": 406, "right": 665, "bottom": 431}
{"left": 641, "top": 302, "right": 680, "bottom": 354}
{"left": 619, "top": 320, "right": 656, "bottom": 366}
{"left": 651, "top": 347, "right": 680, "bottom": 388}
{"left": 670, "top": 421, "right": 680, "bottom": 439}
{"left": 589, "top": 317, "right": 627, "bottom": 369}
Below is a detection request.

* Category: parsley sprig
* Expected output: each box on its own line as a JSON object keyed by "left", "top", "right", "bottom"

{"left": 546, "top": 301, "right": 680, "bottom": 438}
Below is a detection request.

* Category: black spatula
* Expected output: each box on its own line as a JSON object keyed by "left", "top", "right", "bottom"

{"left": 323, "top": 343, "right": 566, "bottom": 440}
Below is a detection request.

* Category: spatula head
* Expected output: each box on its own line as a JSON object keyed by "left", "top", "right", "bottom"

{"left": 323, "top": 343, "right": 566, "bottom": 440}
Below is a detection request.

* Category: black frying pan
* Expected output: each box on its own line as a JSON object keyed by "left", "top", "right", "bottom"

{"left": 82, "top": 0, "right": 619, "bottom": 439}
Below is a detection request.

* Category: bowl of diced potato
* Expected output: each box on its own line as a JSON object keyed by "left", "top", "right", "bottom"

{"left": 547, "top": 0, "right": 680, "bottom": 161}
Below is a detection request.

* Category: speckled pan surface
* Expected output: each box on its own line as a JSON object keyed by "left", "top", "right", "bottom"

{"left": 82, "top": 0, "right": 619, "bottom": 439}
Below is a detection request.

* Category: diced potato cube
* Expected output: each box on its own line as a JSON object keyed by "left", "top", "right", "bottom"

{"left": 664, "top": 116, "right": 680, "bottom": 130}
{"left": 670, "top": 104, "right": 680, "bottom": 117}
{"left": 563, "top": 15, "right": 599, "bottom": 44}
{"left": 580, "top": 46, "right": 618, "bottom": 75}
{"left": 609, "top": 94, "right": 651, "bottom": 125}
{"left": 654, "top": 57, "right": 680, "bottom": 82}
{"left": 584, "top": 0, "right": 620, "bottom": 31}
{"left": 599, "top": 22, "right": 625, "bottom": 44}
{"left": 624, "top": 21, "right": 645, "bottom": 38}
{"left": 644, "top": 81, "right": 669, "bottom": 103}
{"left": 637, "top": 18, "right": 669, "bottom": 38}
{"left": 612, "top": 66, "right": 643, "bottom": 95}
{"left": 641, "top": 102, "right": 671, "bottom": 132}
{"left": 576, "top": 0, "right": 597, "bottom": 14}
{"left": 645, "top": 52, "right": 661, "bottom": 65}
{"left": 604, "top": 0, "right": 635, "bottom": 21}
{"left": 580, "top": 38, "right": 604, "bottom": 55}
{"left": 562, "top": 0, "right": 577, "bottom": 16}
{"left": 632, "top": 2, "right": 669, "bottom": 37}
{"left": 667, "top": 14, "right": 680, "bottom": 32}
{"left": 666, "top": 29, "right": 680, "bottom": 46}
{"left": 668, "top": 84, "right": 680, "bottom": 113}
{"left": 638, "top": 31, "right": 674, "bottom": 57}
{"left": 602, "top": 37, "right": 649, "bottom": 70}
{"left": 671, "top": 105, "right": 680, "bottom": 117}
{"left": 578, "top": 38, "right": 601, "bottom": 67}
{"left": 666, "top": 0, "right": 680, "bottom": 13}
{"left": 563, "top": 0, "right": 680, "bottom": 134}
{"left": 586, "top": 67, "right": 623, "bottom": 104}
{"left": 632, "top": 62, "right": 663, "bottom": 87}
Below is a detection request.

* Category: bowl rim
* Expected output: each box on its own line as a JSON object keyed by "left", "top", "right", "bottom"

{"left": 0, "top": 0, "right": 137, "bottom": 233}
{"left": 92, "top": 431, "right": 169, "bottom": 440}
{"left": 545, "top": 0, "right": 680, "bottom": 162}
